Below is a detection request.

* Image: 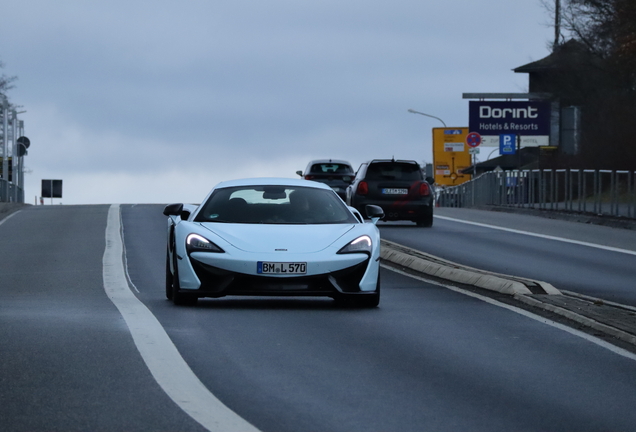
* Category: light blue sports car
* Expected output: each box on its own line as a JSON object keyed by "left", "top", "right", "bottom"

{"left": 163, "top": 178, "right": 384, "bottom": 307}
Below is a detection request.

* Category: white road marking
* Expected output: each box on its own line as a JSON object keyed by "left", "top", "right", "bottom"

{"left": 0, "top": 209, "right": 21, "bottom": 227}
{"left": 119, "top": 211, "right": 141, "bottom": 294}
{"left": 383, "top": 264, "right": 636, "bottom": 362}
{"left": 436, "top": 215, "right": 636, "bottom": 256}
{"left": 103, "top": 204, "right": 261, "bottom": 432}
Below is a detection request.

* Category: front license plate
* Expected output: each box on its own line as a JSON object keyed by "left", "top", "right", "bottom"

{"left": 382, "top": 188, "right": 408, "bottom": 195}
{"left": 257, "top": 262, "right": 307, "bottom": 274}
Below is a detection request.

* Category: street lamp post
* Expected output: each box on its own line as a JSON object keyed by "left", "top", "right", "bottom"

{"left": 407, "top": 108, "right": 448, "bottom": 182}
{"left": 407, "top": 108, "right": 447, "bottom": 127}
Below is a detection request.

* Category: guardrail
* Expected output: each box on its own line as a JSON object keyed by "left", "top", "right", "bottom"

{"left": 0, "top": 178, "right": 24, "bottom": 203}
{"left": 437, "top": 169, "right": 636, "bottom": 219}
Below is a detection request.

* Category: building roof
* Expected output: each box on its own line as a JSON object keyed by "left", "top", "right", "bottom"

{"left": 514, "top": 39, "right": 594, "bottom": 73}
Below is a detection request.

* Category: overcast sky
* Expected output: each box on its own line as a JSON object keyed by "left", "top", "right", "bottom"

{"left": 2, "top": 0, "right": 554, "bottom": 204}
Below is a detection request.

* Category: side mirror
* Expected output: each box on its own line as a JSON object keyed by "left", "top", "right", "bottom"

{"left": 365, "top": 205, "right": 384, "bottom": 224}
{"left": 296, "top": 170, "right": 303, "bottom": 177}
{"left": 425, "top": 176, "right": 435, "bottom": 184}
{"left": 163, "top": 203, "right": 183, "bottom": 216}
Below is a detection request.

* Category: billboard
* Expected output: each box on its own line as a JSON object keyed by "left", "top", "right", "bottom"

{"left": 432, "top": 128, "right": 472, "bottom": 186}
{"left": 42, "top": 179, "right": 63, "bottom": 198}
{"left": 468, "top": 101, "right": 551, "bottom": 147}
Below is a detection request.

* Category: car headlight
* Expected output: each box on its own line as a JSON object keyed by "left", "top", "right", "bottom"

{"left": 338, "top": 235, "right": 372, "bottom": 255}
{"left": 186, "top": 233, "right": 224, "bottom": 254}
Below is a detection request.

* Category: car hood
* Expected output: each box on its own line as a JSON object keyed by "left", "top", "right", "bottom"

{"left": 199, "top": 223, "right": 357, "bottom": 253}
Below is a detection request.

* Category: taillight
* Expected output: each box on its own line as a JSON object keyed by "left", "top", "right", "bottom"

{"left": 357, "top": 181, "right": 369, "bottom": 195}
{"left": 304, "top": 175, "right": 315, "bottom": 180}
{"left": 419, "top": 182, "right": 430, "bottom": 196}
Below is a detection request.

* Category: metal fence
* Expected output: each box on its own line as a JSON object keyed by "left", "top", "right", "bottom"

{"left": 0, "top": 178, "right": 24, "bottom": 203}
{"left": 437, "top": 169, "right": 636, "bottom": 219}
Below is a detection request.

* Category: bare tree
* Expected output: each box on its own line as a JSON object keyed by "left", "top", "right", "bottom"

{"left": 0, "top": 59, "right": 18, "bottom": 102}
{"left": 560, "top": 0, "right": 616, "bottom": 56}
{"left": 613, "top": 0, "right": 636, "bottom": 90}
{"left": 554, "top": 0, "right": 636, "bottom": 83}
{"left": 540, "top": 0, "right": 636, "bottom": 169}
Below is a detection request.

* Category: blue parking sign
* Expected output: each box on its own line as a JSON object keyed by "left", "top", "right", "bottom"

{"left": 500, "top": 134, "right": 516, "bottom": 155}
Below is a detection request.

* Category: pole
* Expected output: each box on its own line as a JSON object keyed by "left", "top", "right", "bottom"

{"left": 409, "top": 109, "right": 447, "bottom": 188}
{"left": 554, "top": 0, "right": 561, "bottom": 50}
{"left": 407, "top": 109, "right": 447, "bottom": 127}
{"left": 1, "top": 96, "right": 8, "bottom": 201}
{"left": 11, "top": 109, "right": 18, "bottom": 202}
{"left": 472, "top": 154, "right": 476, "bottom": 206}
{"left": 18, "top": 120, "right": 24, "bottom": 203}
{"left": 517, "top": 134, "right": 522, "bottom": 171}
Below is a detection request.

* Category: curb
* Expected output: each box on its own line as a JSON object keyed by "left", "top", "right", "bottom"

{"left": 514, "top": 294, "right": 636, "bottom": 346}
{"left": 380, "top": 239, "right": 636, "bottom": 347}
{"left": 380, "top": 239, "right": 560, "bottom": 296}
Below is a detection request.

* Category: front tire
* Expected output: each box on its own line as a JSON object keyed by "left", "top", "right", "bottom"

{"left": 171, "top": 254, "right": 198, "bottom": 306}
{"left": 165, "top": 248, "right": 173, "bottom": 300}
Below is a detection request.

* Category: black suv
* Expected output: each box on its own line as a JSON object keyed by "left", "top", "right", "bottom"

{"left": 346, "top": 159, "right": 434, "bottom": 227}
{"left": 296, "top": 159, "right": 354, "bottom": 201}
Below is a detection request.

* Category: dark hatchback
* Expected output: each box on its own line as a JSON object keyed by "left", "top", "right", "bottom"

{"left": 346, "top": 159, "right": 434, "bottom": 227}
{"left": 296, "top": 159, "right": 354, "bottom": 201}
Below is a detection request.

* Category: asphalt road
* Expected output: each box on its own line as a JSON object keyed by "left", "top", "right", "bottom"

{"left": 379, "top": 207, "right": 636, "bottom": 306}
{"left": 0, "top": 205, "right": 207, "bottom": 431}
{"left": 2, "top": 204, "right": 636, "bottom": 431}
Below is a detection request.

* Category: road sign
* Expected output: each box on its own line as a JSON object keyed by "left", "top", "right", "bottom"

{"left": 466, "top": 132, "right": 481, "bottom": 148}
{"left": 444, "top": 143, "right": 464, "bottom": 152}
{"left": 468, "top": 101, "right": 551, "bottom": 147}
{"left": 42, "top": 179, "right": 63, "bottom": 198}
{"left": 468, "top": 101, "right": 551, "bottom": 137}
{"left": 17, "top": 136, "right": 30, "bottom": 149}
{"left": 500, "top": 134, "right": 516, "bottom": 155}
{"left": 468, "top": 148, "right": 480, "bottom": 154}
{"left": 432, "top": 127, "right": 471, "bottom": 186}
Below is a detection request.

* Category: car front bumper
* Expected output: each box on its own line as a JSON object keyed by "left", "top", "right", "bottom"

{"left": 177, "top": 251, "right": 379, "bottom": 298}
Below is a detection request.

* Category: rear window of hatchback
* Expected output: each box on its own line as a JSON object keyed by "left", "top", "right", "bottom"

{"left": 365, "top": 163, "right": 423, "bottom": 181}
{"left": 310, "top": 163, "right": 354, "bottom": 174}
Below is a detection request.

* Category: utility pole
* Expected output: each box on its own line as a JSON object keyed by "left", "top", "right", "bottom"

{"left": 554, "top": 0, "right": 561, "bottom": 50}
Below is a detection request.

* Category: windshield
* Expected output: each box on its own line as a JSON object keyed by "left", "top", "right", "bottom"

{"left": 195, "top": 185, "right": 358, "bottom": 224}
